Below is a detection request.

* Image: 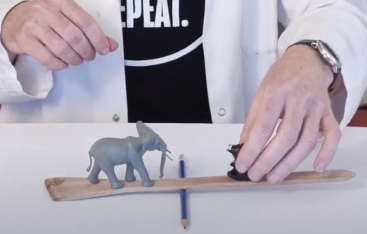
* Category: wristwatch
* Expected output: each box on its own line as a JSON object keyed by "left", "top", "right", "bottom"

{"left": 290, "top": 40, "right": 342, "bottom": 92}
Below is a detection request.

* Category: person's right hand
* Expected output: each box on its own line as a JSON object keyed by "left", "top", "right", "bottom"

{"left": 0, "top": 0, "right": 119, "bottom": 71}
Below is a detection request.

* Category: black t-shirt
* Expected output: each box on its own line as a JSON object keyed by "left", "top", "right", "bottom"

{"left": 121, "top": 0, "right": 212, "bottom": 123}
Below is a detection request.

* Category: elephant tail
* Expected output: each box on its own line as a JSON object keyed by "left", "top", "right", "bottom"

{"left": 86, "top": 151, "right": 93, "bottom": 172}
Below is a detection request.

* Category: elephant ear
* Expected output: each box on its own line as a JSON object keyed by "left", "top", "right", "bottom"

{"left": 141, "top": 134, "right": 157, "bottom": 152}
{"left": 154, "top": 134, "right": 167, "bottom": 149}
{"left": 136, "top": 121, "right": 156, "bottom": 137}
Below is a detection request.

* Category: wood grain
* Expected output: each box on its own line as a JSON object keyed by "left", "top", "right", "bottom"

{"left": 45, "top": 169, "right": 356, "bottom": 201}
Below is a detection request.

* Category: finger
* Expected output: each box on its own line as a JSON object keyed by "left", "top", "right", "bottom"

{"left": 22, "top": 38, "right": 68, "bottom": 71}
{"left": 267, "top": 108, "right": 321, "bottom": 183}
{"left": 37, "top": 26, "right": 83, "bottom": 66}
{"left": 60, "top": 0, "right": 111, "bottom": 55}
{"left": 313, "top": 113, "right": 341, "bottom": 172}
{"left": 49, "top": 12, "right": 96, "bottom": 61}
{"left": 246, "top": 96, "right": 307, "bottom": 181}
{"left": 239, "top": 88, "right": 264, "bottom": 143}
{"left": 107, "top": 36, "right": 119, "bottom": 52}
{"left": 235, "top": 90, "right": 284, "bottom": 174}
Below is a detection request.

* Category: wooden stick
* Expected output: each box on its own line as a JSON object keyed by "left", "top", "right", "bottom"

{"left": 45, "top": 169, "right": 355, "bottom": 201}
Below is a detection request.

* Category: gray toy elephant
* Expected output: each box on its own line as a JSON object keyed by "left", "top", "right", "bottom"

{"left": 86, "top": 121, "right": 172, "bottom": 189}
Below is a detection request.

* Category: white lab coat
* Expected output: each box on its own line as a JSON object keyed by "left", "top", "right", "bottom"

{"left": 0, "top": 0, "right": 367, "bottom": 127}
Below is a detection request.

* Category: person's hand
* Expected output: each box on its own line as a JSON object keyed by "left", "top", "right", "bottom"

{"left": 235, "top": 44, "right": 341, "bottom": 183}
{"left": 0, "top": 0, "right": 118, "bottom": 71}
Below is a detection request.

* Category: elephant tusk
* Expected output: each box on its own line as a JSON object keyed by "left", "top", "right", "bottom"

{"left": 165, "top": 154, "right": 173, "bottom": 161}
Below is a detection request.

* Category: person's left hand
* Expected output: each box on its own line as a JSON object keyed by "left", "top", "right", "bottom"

{"left": 235, "top": 44, "right": 342, "bottom": 183}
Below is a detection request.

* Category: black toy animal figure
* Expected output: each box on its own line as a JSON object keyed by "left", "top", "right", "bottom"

{"left": 227, "top": 143, "right": 250, "bottom": 181}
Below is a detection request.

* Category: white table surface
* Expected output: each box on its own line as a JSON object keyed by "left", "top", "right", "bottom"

{"left": 0, "top": 123, "right": 366, "bottom": 234}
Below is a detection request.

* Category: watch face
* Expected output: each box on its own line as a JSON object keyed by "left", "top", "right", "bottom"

{"left": 318, "top": 41, "right": 341, "bottom": 72}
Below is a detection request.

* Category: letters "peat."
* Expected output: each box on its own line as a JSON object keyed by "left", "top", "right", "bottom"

{"left": 121, "top": 0, "right": 189, "bottom": 28}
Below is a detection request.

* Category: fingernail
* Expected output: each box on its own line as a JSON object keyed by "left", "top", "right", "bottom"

{"left": 249, "top": 170, "right": 262, "bottom": 181}
{"left": 101, "top": 47, "right": 110, "bottom": 55}
{"left": 316, "top": 163, "right": 325, "bottom": 173}
{"left": 268, "top": 173, "right": 280, "bottom": 183}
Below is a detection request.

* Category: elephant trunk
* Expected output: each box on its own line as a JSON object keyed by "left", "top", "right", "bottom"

{"left": 159, "top": 150, "right": 166, "bottom": 179}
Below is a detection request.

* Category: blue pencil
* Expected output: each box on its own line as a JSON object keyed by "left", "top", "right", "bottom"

{"left": 179, "top": 154, "right": 187, "bottom": 229}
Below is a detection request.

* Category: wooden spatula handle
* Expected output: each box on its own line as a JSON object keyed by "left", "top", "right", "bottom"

{"left": 45, "top": 169, "right": 355, "bottom": 201}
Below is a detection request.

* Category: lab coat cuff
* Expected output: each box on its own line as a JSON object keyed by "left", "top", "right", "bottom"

{"left": 0, "top": 54, "right": 53, "bottom": 103}
{"left": 0, "top": 0, "right": 53, "bottom": 104}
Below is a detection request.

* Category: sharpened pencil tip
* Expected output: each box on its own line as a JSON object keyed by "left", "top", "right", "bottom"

{"left": 181, "top": 219, "right": 187, "bottom": 229}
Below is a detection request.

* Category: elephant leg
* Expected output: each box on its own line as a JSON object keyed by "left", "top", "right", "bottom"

{"left": 132, "top": 159, "right": 153, "bottom": 187}
{"left": 87, "top": 163, "right": 101, "bottom": 184}
{"left": 125, "top": 162, "right": 136, "bottom": 182}
{"left": 101, "top": 164, "right": 123, "bottom": 189}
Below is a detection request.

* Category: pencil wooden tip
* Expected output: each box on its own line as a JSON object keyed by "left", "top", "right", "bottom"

{"left": 181, "top": 219, "right": 187, "bottom": 229}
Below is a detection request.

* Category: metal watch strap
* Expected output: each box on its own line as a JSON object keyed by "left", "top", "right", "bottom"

{"left": 289, "top": 40, "right": 340, "bottom": 92}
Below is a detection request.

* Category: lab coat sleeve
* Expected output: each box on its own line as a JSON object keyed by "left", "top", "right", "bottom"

{"left": 0, "top": 0, "right": 53, "bottom": 104}
{"left": 362, "top": 89, "right": 367, "bottom": 105}
{"left": 277, "top": 0, "right": 367, "bottom": 129}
